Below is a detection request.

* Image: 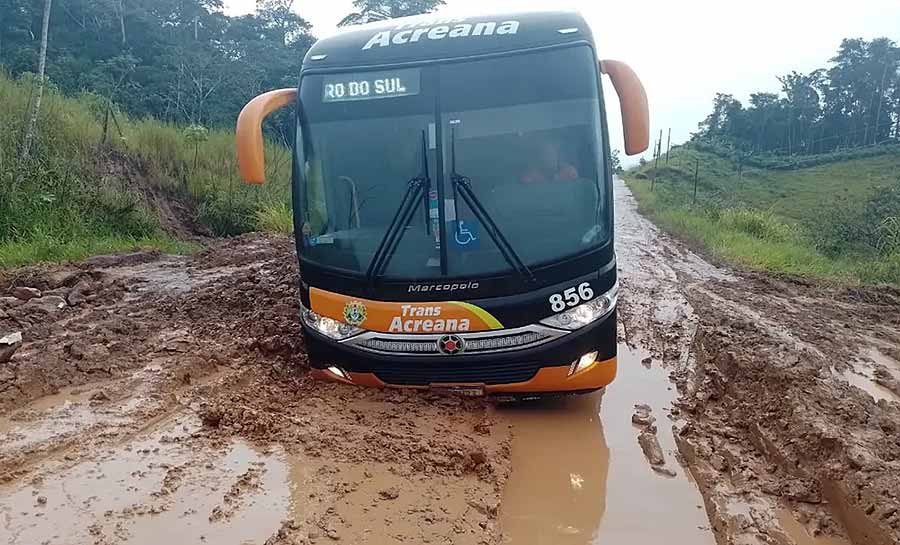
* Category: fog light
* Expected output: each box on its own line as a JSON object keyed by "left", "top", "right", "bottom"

{"left": 326, "top": 366, "right": 349, "bottom": 381}
{"left": 568, "top": 351, "right": 599, "bottom": 376}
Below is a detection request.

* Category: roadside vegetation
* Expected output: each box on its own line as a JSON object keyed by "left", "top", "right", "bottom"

{"left": 628, "top": 35, "right": 900, "bottom": 285}
{"left": 0, "top": 71, "right": 292, "bottom": 268}
{"left": 625, "top": 145, "right": 900, "bottom": 284}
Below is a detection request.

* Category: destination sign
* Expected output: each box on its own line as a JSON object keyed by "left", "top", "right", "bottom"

{"left": 322, "top": 68, "right": 421, "bottom": 103}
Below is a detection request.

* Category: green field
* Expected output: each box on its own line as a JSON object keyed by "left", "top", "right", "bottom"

{"left": 625, "top": 145, "right": 900, "bottom": 285}
{"left": 0, "top": 71, "right": 294, "bottom": 268}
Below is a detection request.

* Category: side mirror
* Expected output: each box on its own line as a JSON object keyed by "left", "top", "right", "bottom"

{"left": 600, "top": 60, "right": 649, "bottom": 156}
{"left": 235, "top": 88, "right": 298, "bottom": 184}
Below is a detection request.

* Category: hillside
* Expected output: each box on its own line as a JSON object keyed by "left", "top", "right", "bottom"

{"left": 0, "top": 72, "right": 292, "bottom": 268}
{"left": 624, "top": 145, "right": 900, "bottom": 284}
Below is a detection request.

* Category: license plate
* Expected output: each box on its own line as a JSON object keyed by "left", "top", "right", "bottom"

{"left": 430, "top": 385, "right": 485, "bottom": 397}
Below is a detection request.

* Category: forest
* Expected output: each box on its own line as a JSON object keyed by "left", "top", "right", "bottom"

{"left": 0, "top": 0, "right": 444, "bottom": 267}
{"left": 0, "top": 0, "right": 445, "bottom": 130}
{"left": 694, "top": 37, "right": 900, "bottom": 156}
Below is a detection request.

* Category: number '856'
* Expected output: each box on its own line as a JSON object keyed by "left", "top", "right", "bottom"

{"left": 549, "top": 282, "right": 594, "bottom": 312}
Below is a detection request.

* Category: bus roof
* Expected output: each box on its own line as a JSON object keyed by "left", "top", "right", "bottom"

{"left": 302, "top": 10, "right": 594, "bottom": 72}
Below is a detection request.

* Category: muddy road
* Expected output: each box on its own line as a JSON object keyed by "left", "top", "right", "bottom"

{"left": 1, "top": 180, "right": 899, "bottom": 545}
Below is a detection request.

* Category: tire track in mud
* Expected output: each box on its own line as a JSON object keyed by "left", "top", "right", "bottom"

{"left": 615, "top": 178, "right": 900, "bottom": 545}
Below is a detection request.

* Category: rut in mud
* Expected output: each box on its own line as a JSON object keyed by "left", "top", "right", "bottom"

{"left": 1, "top": 179, "right": 899, "bottom": 545}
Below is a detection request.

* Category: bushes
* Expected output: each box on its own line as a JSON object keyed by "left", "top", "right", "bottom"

{"left": 878, "top": 217, "right": 900, "bottom": 256}
{"left": 812, "top": 180, "right": 900, "bottom": 258}
{"left": 196, "top": 195, "right": 258, "bottom": 237}
{"left": 714, "top": 208, "right": 794, "bottom": 242}
{"left": 255, "top": 202, "right": 295, "bottom": 235}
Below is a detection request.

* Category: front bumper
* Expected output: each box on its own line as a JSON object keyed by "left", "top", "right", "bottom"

{"left": 303, "top": 309, "right": 617, "bottom": 394}
{"left": 312, "top": 356, "right": 617, "bottom": 395}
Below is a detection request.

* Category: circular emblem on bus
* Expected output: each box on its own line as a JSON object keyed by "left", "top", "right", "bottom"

{"left": 342, "top": 301, "right": 367, "bottom": 327}
{"left": 437, "top": 334, "right": 465, "bottom": 355}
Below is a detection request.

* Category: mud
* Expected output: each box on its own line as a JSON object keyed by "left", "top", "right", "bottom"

{"left": 615, "top": 179, "right": 900, "bottom": 545}
{"left": 2, "top": 180, "right": 900, "bottom": 544}
{"left": 0, "top": 235, "right": 508, "bottom": 544}
{"left": 499, "top": 343, "right": 715, "bottom": 545}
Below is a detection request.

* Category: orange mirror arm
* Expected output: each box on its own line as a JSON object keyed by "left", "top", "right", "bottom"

{"left": 600, "top": 60, "right": 650, "bottom": 156}
{"left": 236, "top": 88, "right": 298, "bottom": 184}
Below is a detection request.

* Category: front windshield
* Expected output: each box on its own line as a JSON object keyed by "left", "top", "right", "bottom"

{"left": 441, "top": 46, "right": 607, "bottom": 276}
{"left": 295, "top": 45, "right": 608, "bottom": 280}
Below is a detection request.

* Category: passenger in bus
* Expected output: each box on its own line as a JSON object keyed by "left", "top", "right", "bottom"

{"left": 519, "top": 140, "right": 579, "bottom": 184}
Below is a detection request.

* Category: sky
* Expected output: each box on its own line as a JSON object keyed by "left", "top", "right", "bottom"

{"left": 224, "top": 0, "right": 900, "bottom": 163}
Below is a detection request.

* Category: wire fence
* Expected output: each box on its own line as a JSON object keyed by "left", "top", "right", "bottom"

{"left": 641, "top": 124, "right": 900, "bottom": 207}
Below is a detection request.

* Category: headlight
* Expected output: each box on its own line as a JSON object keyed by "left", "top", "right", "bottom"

{"left": 300, "top": 304, "right": 362, "bottom": 340}
{"left": 540, "top": 282, "right": 618, "bottom": 331}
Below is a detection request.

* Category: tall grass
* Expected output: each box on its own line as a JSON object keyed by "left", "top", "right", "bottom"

{"left": 255, "top": 202, "right": 295, "bottom": 235}
{"left": 0, "top": 70, "right": 292, "bottom": 268}
{"left": 628, "top": 180, "right": 900, "bottom": 285}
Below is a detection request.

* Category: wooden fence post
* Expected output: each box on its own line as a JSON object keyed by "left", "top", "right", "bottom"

{"left": 692, "top": 159, "right": 700, "bottom": 205}
{"left": 665, "top": 128, "right": 672, "bottom": 164}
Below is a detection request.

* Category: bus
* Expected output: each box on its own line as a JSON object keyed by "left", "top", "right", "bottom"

{"left": 236, "top": 10, "right": 649, "bottom": 397}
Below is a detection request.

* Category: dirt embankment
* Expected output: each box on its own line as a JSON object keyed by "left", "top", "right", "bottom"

{"left": 92, "top": 147, "right": 212, "bottom": 240}
{"left": 0, "top": 235, "right": 509, "bottom": 545}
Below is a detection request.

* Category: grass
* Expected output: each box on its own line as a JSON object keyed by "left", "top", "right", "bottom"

{"left": 0, "top": 71, "right": 292, "bottom": 269}
{"left": 632, "top": 146, "right": 900, "bottom": 221}
{"left": 626, "top": 145, "right": 900, "bottom": 285}
{"left": 255, "top": 202, "right": 295, "bottom": 235}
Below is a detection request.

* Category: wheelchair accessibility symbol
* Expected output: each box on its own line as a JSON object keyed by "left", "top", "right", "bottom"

{"left": 453, "top": 220, "right": 480, "bottom": 249}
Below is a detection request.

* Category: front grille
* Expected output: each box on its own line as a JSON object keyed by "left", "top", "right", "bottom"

{"left": 342, "top": 324, "right": 568, "bottom": 356}
{"left": 362, "top": 338, "right": 437, "bottom": 353}
{"left": 372, "top": 359, "right": 543, "bottom": 386}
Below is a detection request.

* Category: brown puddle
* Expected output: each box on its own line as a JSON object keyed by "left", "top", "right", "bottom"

{"left": 499, "top": 392, "right": 609, "bottom": 542}
{"left": 499, "top": 344, "right": 715, "bottom": 544}
{"left": 837, "top": 368, "right": 899, "bottom": 404}
{"left": 834, "top": 346, "right": 900, "bottom": 404}
{"left": 0, "top": 385, "right": 133, "bottom": 454}
{"left": 0, "top": 415, "right": 292, "bottom": 545}
{"left": 777, "top": 509, "right": 852, "bottom": 545}
{"left": 0, "top": 386, "right": 95, "bottom": 434}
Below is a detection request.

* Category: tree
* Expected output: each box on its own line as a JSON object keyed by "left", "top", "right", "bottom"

{"left": 697, "top": 93, "right": 749, "bottom": 146}
{"left": 255, "top": 0, "right": 309, "bottom": 47}
{"left": 777, "top": 70, "right": 824, "bottom": 153}
{"left": 694, "top": 37, "right": 900, "bottom": 155}
{"left": 338, "top": 0, "right": 445, "bottom": 27}
{"left": 609, "top": 149, "right": 623, "bottom": 175}
{"left": 0, "top": 0, "right": 33, "bottom": 64}
{"left": 824, "top": 37, "right": 899, "bottom": 148}
{"left": 746, "top": 92, "right": 783, "bottom": 152}
{"left": 1, "top": 0, "right": 315, "bottom": 130}
{"left": 20, "top": 0, "right": 52, "bottom": 164}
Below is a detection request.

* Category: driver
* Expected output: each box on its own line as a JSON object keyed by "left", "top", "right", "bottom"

{"left": 520, "top": 140, "right": 579, "bottom": 184}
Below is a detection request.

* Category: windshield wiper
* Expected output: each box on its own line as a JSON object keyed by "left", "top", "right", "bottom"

{"left": 450, "top": 127, "right": 535, "bottom": 284}
{"left": 366, "top": 131, "right": 431, "bottom": 285}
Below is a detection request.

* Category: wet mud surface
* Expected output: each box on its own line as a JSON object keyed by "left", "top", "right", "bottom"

{"left": 615, "top": 179, "right": 900, "bottom": 545}
{"left": 1, "top": 180, "right": 899, "bottom": 544}
{"left": 499, "top": 343, "right": 715, "bottom": 545}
